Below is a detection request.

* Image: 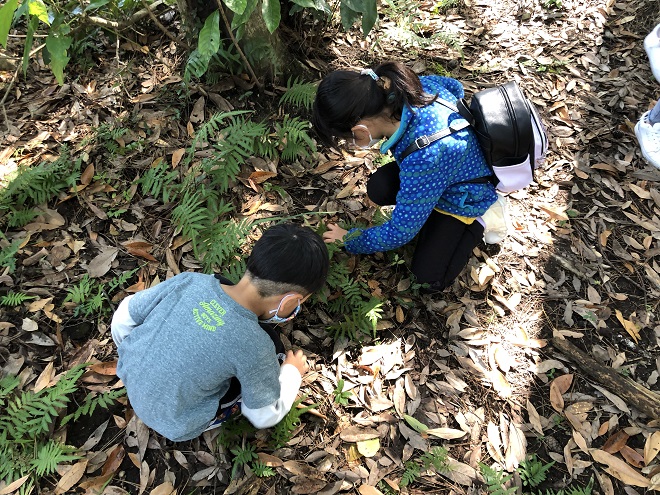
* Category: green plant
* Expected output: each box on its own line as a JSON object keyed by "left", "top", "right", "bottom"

{"left": 519, "top": 454, "right": 554, "bottom": 488}
{"left": 64, "top": 269, "right": 139, "bottom": 318}
{"left": 0, "top": 291, "right": 36, "bottom": 306}
{"left": 0, "top": 0, "right": 142, "bottom": 85}
{"left": 270, "top": 396, "right": 318, "bottom": 448}
{"left": 0, "top": 366, "right": 125, "bottom": 495}
{"left": 272, "top": 115, "right": 316, "bottom": 161}
{"left": 251, "top": 460, "right": 276, "bottom": 477}
{"left": 0, "top": 148, "right": 81, "bottom": 226}
{"left": 400, "top": 447, "right": 450, "bottom": 487}
{"left": 279, "top": 77, "right": 318, "bottom": 111}
{"left": 0, "top": 236, "right": 22, "bottom": 273}
{"left": 479, "top": 463, "right": 517, "bottom": 495}
{"left": 400, "top": 460, "right": 421, "bottom": 487}
{"left": 230, "top": 443, "right": 258, "bottom": 478}
{"left": 332, "top": 379, "right": 352, "bottom": 405}
{"left": 541, "top": 0, "right": 562, "bottom": 9}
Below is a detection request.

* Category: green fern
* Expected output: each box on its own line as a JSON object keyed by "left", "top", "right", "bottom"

{"left": 479, "top": 463, "right": 517, "bottom": 495}
{"left": 61, "top": 388, "right": 126, "bottom": 425}
{"left": 279, "top": 77, "right": 318, "bottom": 110}
{"left": 270, "top": 396, "right": 318, "bottom": 449}
{"left": 251, "top": 460, "right": 276, "bottom": 477}
{"left": 188, "top": 110, "right": 252, "bottom": 165}
{"left": 519, "top": 454, "right": 554, "bottom": 488}
{"left": 137, "top": 159, "right": 180, "bottom": 203}
{"left": 221, "top": 258, "right": 247, "bottom": 284}
{"left": 273, "top": 115, "right": 316, "bottom": 161}
{"left": 0, "top": 147, "right": 81, "bottom": 210}
{"left": 0, "top": 236, "right": 22, "bottom": 273}
{"left": 0, "top": 365, "right": 125, "bottom": 494}
{"left": 420, "top": 446, "right": 450, "bottom": 472}
{"left": 6, "top": 207, "right": 38, "bottom": 228}
{"left": 0, "top": 291, "right": 36, "bottom": 306}
{"left": 230, "top": 443, "right": 257, "bottom": 478}
{"left": 400, "top": 461, "right": 421, "bottom": 487}
{"left": 171, "top": 190, "right": 210, "bottom": 244}
{"left": 197, "top": 218, "right": 253, "bottom": 272}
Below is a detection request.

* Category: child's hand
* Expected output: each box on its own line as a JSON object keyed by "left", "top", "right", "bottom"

{"left": 283, "top": 349, "right": 309, "bottom": 376}
{"left": 323, "top": 223, "right": 348, "bottom": 244}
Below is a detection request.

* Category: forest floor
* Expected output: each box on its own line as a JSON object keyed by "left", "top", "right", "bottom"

{"left": 1, "top": 0, "right": 660, "bottom": 493}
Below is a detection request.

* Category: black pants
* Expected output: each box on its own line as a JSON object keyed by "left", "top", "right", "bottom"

{"left": 367, "top": 162, "right": 484, "bottom": 291}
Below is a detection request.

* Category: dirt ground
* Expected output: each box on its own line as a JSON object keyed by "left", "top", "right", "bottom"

{"left": 1, "top": 0, "right": 660, "bottom": 493}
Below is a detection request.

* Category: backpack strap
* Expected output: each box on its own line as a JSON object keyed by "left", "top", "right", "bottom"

{"left": 400, "top": 118, "right": 470, "bottom": 160}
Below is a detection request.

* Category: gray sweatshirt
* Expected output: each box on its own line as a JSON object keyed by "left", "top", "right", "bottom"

{"left": 111, "top": 272, "right": 301, "bottom": 442}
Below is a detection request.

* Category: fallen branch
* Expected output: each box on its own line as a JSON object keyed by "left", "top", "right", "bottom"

{"left": 552, "top": 337, "right": 660, "bottom": 420}
{"left": 85, "top": 0, "right": 168, "bottom": 31}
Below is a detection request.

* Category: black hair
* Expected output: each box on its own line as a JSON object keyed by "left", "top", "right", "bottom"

{"left": 311, "top": 61, "right": 436, "bottom": 147}
{"left": 246, "top": 223, "right": 329, "bottom": 297}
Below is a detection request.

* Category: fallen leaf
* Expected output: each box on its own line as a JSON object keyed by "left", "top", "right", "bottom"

{"left": 340, "top": 427, "right": 380, "bottom": 443}
{"left": 591, "top": 449, "right": 650, "bottom": 487}
{"left": 644, "top": 431, "right": 660, "bottom": 465}
{"left": 54, "top": 459, "right": 88, "bottom": 495}
{"left": 358, "top": 486, "right": 384, "bottom": 495}
{"left": 549, "top": 374, "right": 573, "bottom": 412}
{"left": 356, "top": 438, "right": 380, "bottom": 457}
{"left": 87, "top": 247, "right": 119, "bottom": 278}
{"left": 0, "top": 475, "right": 30, "bottom": 495}
{"left": 425, "top": 428, "right": 467, "bottom": 440}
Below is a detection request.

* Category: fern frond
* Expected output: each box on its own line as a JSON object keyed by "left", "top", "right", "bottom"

{"left": 30, "top": 440, "right": 79, "bottom": 477}
{"left": 198, "top": 218, "right": 252, "bottom": 272}
{"left": 479, "top": 463, "right": 517, "bottom": 495}
{"left": 400, "top": 461, "right": 420, "bottom": 487}
{"left": 270, "top": 396, "right": 317, "bottom": 448}
{"left": 0, "top": 291, "right": 36, "bottom": 307}
{"left": 171, "top": 191, "right": 209, "bottom": 244}
{"left": 279, "top": 77, "right": 318, "bottom": 110}
{"left": 137, "top": 160, "right": 180, "bottom": 203}
{"left": 7, "top": 207, "right": 38, "bottom": 228}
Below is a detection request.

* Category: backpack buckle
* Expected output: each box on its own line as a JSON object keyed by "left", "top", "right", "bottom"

{"left": 414, "top": 135, "right": 430, "bottom": 149}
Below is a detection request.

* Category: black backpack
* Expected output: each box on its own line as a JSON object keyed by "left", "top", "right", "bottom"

{"left": 400, "top": 81, "right": 548, "bottom": 193}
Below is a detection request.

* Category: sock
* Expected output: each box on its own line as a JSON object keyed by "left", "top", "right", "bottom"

{"left": 649, "top": 100, "right": 660, "bottom": 125}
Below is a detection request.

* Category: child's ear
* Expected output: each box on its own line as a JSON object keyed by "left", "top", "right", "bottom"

{"left": 350, "top": 124, "right": 370, "bottom": 142}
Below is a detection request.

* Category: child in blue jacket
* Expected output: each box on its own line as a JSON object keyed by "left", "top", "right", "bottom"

{"left": 312, "top": 61, "right": 498, "bottom": 291}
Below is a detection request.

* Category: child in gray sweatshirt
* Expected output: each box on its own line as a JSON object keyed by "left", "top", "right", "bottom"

{"left": 110, "top": 223, "right": 329, "bottom": 442}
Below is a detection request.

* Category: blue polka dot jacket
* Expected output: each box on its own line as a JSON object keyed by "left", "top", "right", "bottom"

{"left": 343, "top": 76, "right": 498, "bottom": 254}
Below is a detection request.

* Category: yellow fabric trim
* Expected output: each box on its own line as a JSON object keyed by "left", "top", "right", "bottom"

{"left": 434, "top": 208, "right": 476, "bottom": 225}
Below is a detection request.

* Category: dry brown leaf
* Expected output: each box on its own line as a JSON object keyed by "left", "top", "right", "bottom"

{"left": 526, "top": 399, "right": 544, "bottom": 435}
{"left": 339, "top": 427, "right": 380, "bottom": 443}
{"left": 80, "top": 163, "right": 95, "bottom": 185}
{"left": 425, "top": 428, "right": 467, "bottom": 440}
{"left": 87, "top": 247, "right": 119, "bottom": 278}
{"left": 614, "top": 309, "right": 640, "bottom": 343}
{"left": 602, "top": 430, "right": 629, "bottom": 454}
{"left": 620, "top": 445, "right": 645, "bottom": 468}
{"left": 0, "top": 475, "right": 30, "bottom": 495}
{"left": 549, "top": 374, "right": 573, "bottom": 412}
{"left": 358, "top": 486, "right": 384, "bottom": 495}
{"left": 591, "top": 449, "right": 650, "bottom": 487}
{"left": 644, "top": 431, "right": 660, "bottom": 465}
{"left": 489, "top": 368, "right": 512, "bottom": 399}
{"left": 257, "top": 452, "right": 284, "bottom": 467}
{"left": 150, "top": 482, "right": 176, "bottom": 495}
{"left": 189, "top": 96, "right": 205, "bottom": 123}
{"left": 54, "top": 460, "right": 88, "bottom": 495}
{"left": 102, "top": 444, "right": 126, "bottom": 476}
{"left": 34, "top": 361, "right": 55, "bottom": 393}
{"left": 171, "top": 149, "right": 185, "bottom": 169}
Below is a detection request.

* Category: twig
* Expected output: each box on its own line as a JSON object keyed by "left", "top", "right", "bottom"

{"left": 140, "top": 0, "right": 190, "bottom": 50}
{"left": 213, "top": 0, "right": 262, "bottom": 91}
{"left": 84, "top": 0, "right": 166, "bottom": 31}
{"left": 1, "top": 43, "right": 46, "bottom": 131}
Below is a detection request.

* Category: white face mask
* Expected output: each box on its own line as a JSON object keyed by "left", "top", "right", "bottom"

{"left": 352, "top": 125, "right": 380, "bottom": 149}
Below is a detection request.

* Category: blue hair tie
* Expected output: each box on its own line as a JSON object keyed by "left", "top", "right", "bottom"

{"left": 360, "top": 69, "right": 379, "bottom": 81}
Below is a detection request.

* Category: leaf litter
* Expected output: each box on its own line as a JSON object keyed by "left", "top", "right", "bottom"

{"left": 1, "top": 0, "right": 659, "bottom": 493}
